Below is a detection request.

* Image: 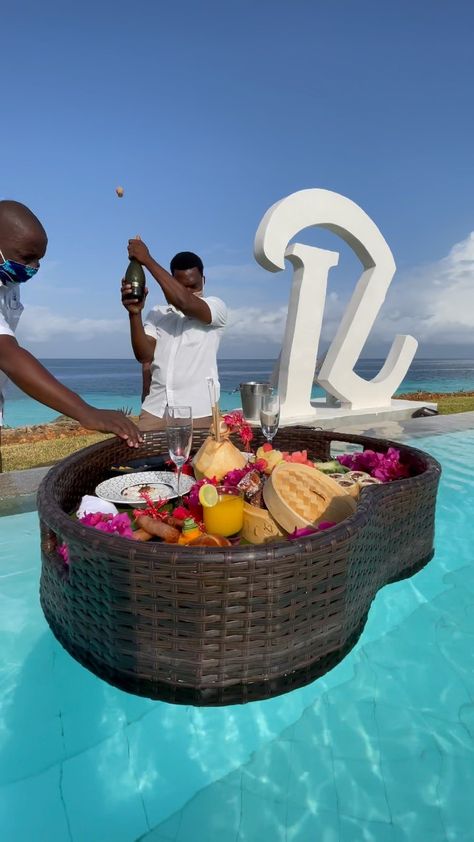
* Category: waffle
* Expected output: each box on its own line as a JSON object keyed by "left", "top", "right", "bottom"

{"left": 263, "top": 462, "right": 356, "bottom": 533}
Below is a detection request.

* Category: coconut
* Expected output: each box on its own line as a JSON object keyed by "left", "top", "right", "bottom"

{"left": 192, "top": 436, "right": 247, "bottom": 481}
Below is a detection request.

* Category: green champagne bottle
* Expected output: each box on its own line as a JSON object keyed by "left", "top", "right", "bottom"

{"left": 123, "top": 259, "right": 146, "bottom": 302}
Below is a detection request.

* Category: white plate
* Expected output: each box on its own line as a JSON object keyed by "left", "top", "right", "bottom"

{"left": 95, "top": 471, "right": 195, "bottom": 507}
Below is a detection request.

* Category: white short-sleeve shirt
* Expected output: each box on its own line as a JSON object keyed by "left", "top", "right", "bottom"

{"left": 143, "top": 296, "right": 227, "bottom": 419}
{"left": 0, "top": 281, "right": 23, "bottom": 425}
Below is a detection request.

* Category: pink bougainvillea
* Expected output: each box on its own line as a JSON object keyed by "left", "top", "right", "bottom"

{"left": 288, "top": 522, "right": 336, "bottom": 540}
{"left": 224, "top": 410, "right": 253, "bottom": 451}
{"left": 337, "top": 448, "right": 410, "bottom": 483}
{"left": 79, "top": 511, "right": 134, "bottom": 538}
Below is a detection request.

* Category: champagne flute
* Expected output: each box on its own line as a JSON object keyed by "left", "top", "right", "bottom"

{"left": 165, "top": 405, "right": 193, "bottom": 499}
{"left": 260, "top": 391, "right": 280, "bottom": 444}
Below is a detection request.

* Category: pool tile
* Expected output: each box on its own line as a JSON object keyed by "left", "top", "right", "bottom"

{"left": 53, "top": 644, "right": 122, "bottom": 757}
{"left": 361, "top": 580, "right": 427, "bottom": 643}
{"left": 0, "top": 638, "right": 64, "bottom": 787}
{"left": 241, "top": 739, "right": 293, "bottom": 801}
{"left": 61, "top": 731, "right": 148, "bottom": 842}
{"left": 125, "top": 706, "right": 208, "bottom": 829}
{"left": 375, "top": 703, "right": 436, "bottom": 760}
{"left": 53, "top": 640, "right": 154, "bottom": 757}
{"left": 392, "top": 808, "right": 447, "bottom": 842}
{"left": 0, "top": 765, "right": 70, "bottom": 842}
{"left": 382, "top": 750, "right": 445, "bottom": 833}
{"left": 221, "top": 768, "right": 243, "bottom": 789}
{"left": 435, "top": 621, "right": 474, "bottom": 687}
{"left": 0, "top": 709, "right": 64, "bottom": 788}
{"left": 339, "top": 814, "right": 406, "bottom": 842}
{"left": 333, "top": 757, "right": 391, "bottom": 823}
{"left": 286, "top": 802, "right": 339, "bottom": 842}
{"left": 287, "top": 743, "right": 337, "bottom": 813}
{"left": 175, "top": 781, "right": 241, "bottom": 842}
{"left": 326, "top": 699, "right": 379, "bottom": 762}
{"left": 237, "top": 789, "right": 286, "bottom": 842}
{"left": 291, "top": 696, "right": 332, "bottom": 747}
{"left": 437, "top": 754, "right": 474, "bottom": 842}
{"left": 363, "top": 634, "right": 471, "bottom": 719}
{"left": 150, "top": 809, "right": 182, "bottom": 839}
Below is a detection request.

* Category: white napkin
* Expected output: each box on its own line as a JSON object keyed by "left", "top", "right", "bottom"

{"left": 77, "top": 495, "right": 119, "bottom": 519}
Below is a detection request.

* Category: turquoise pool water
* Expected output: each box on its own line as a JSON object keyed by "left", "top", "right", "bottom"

{"left": 1, "top": 430, "right": 473, "bottom": 841}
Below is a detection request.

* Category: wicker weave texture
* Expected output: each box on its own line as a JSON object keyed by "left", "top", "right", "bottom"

{"left": 37, "top": 427, "right": 441, "bottom": 706}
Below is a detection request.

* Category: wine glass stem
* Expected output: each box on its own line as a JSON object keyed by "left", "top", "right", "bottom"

{"left": 176, "top": 466, "right": 182, "bottom": 500}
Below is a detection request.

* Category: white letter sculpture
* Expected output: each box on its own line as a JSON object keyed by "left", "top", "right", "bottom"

{"left": 254, "top": 189, "right": 418, "bottom": 422}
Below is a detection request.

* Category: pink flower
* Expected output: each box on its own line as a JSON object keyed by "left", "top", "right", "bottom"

{"left": 224, "top": 410, "right": 245, "bottom": 428}
{"left": 187, "top": 477, "right": 218, "bottom": 520}
{"left": 79, "top": 511, "right": 134, "bottom": 539}
{"left": 57, "top": 542, "right": 69, "bottom": 565}
{"left": 222, "top": 460, "right": 266, "bottom": 490}
{"left": 289, "top": 526, "right": 319, "bottom": 540}
{"left": 337, "top": 448, "right": 409, "bottom": 482}
{"left": 223, "top": 410, "right": 254, "bottom": 450}
{"left": 288, "top": 521, "right": 336, "bottom": 540}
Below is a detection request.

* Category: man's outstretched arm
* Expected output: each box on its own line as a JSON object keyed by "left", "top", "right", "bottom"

{"left": 0, "top": 336, "right": 142, "bottom": 446}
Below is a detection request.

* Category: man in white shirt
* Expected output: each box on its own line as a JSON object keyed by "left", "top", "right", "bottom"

{"left": 0, "top": 200, "right": 142, "bottom": 454}
{"left": 121, "top": 243, "right": 227, "bottom": 431}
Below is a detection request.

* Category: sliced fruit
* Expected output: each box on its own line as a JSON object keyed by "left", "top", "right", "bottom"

{"left": 187, "top": 533, "right": 232, "bottom": 547}
{"left": 314, "top": 460, "right": 349, "bottom": 474}
{"left": 283, "top": 450, "right": 314, "bottom": 467}
{"left": 256, "top": 445, "right": 283, "bottom": 473}
{"left": 198, "top": 484, "right": 219, "bottom": 508}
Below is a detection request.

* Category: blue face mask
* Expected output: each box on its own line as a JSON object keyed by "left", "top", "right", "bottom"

{"left": 0, "top": 249, "right": 39, "bottom": 284}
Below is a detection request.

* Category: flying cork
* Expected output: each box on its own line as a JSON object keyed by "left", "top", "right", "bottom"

{"left": 116, "top": 186, "right": 124, "bottom": 198}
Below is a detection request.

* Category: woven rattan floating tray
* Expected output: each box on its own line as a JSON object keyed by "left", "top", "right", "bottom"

{"left": 37, "top": 427, "right": 441, "bottom": 706}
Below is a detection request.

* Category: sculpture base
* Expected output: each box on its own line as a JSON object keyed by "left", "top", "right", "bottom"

{"left": 274, "top": 399, "right": 438, "bottom": 429}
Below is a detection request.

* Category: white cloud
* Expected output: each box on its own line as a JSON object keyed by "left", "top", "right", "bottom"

{"left": 17, "top": 305, "right": 124, "bottom": 343}
{"left": 371, "top": 231, "right": 474, "bottom": 348}
{"left": 226, "top": 305, "right": 288, "bottom": 343}
{"left": 223, "top": 233, "right": 474, "bottom": 353}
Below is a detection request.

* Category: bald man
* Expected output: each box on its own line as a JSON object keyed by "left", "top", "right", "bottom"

{"left": 0, "top": 200, "right": 142, "bottom": 451}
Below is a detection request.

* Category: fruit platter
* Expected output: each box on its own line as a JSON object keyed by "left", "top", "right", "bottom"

{"left": 37, "top": 419, "right": 441, "bottom": 706}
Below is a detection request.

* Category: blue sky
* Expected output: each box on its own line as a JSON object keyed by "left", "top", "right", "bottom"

{"left": 3, "top": 0, "right": 474, "bottom": 358}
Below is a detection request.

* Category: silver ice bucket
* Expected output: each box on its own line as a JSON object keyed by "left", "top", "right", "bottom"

{"left": 239, "top": 382, "right": 273, "bottom": 424}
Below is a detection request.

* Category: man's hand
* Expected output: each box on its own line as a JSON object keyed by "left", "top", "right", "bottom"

{"left": 78, "top": 408, "right": 143, "bottom": 447}
{"left": 128, "top": 237, "right": 151, "bottom": 267}
{"left": 121, "top": 278, "right": 148, "bottom": 315}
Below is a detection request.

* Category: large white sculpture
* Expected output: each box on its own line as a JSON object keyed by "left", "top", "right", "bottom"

{"left": 254, "top": 189, "right": 418, "bottom": 421}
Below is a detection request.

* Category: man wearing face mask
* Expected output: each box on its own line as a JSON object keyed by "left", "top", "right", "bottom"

{"left": 121, "top": 240, "right": 227, "bottom": 431}
{"left": 0, "top": 200, "right": 142, "bottom": 454}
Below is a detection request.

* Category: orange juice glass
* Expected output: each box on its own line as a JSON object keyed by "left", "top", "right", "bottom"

{"left": 203, "top": 486, "right": 244, "bottom": 537}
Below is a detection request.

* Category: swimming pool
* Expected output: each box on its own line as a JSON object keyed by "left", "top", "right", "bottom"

{"left": 1, "top": 430, "right": 473, "bottom": 841}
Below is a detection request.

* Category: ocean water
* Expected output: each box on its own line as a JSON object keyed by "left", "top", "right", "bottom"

{"left": 3, "top": 357, "right": 474, "bottom": 428}
{"left": 0, "top": 428, "right": 473, "bottom": 840}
